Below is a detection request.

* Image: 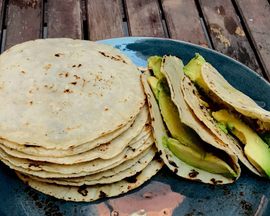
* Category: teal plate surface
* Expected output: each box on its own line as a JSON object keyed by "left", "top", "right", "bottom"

{"left": 0, "top": 37, "right": 270, "bottom": 216}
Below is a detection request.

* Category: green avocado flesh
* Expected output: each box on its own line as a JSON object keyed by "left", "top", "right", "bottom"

{"left": 147, "top": 76, "right": 159, "bottom": 101}
{"left": 167, "top": 138, "right": 237, "bottom": 178}
{"left": 148, "top": 56, "right": 164, "bottom": 79}
{"left": 183, "top": 53, "right": 209, "bottom": 93}
{"left": 157, "top": 79, "right": 206, "bottom": 158}
{"left": 213, "top": 110, "right": 270, "bottom": 177}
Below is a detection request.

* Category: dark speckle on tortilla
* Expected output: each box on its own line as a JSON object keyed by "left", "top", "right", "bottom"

{"left": 78, "top": 185, "right": 88, "bottom": 196}
{"left": 99, "top": 191, "right": 107, "bottom": 198}
{"left": 168, "top": 160, "right": 178, "bottom": 168}
{"left": 189, "top": 169, "right": 199, "bottom": 178}
{"left": 210, "top": 178, "right": 223, "bottom": 185}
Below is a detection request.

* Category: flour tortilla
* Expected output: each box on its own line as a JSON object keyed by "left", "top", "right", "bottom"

{"left": 26, "top": 146, "right": 157, "bottom": 186}
{"left": 0, "top": 116, "right": 135, "bottom": 157}
{"left": 141, "top": 69, "right": 239, "bottom": 184}
{"left": 181, "top": 75, "right": 261, "bottom": 176}
{"left": 38, "top": 144, "right": 155, "bottom": 183}
{"left": 0, "top": 38, "right": 145, "bottom": 149}
{"left": 0, "top": 134, "right": 154, "bottom": 178}
{"left": 201, "top": 63, "right": 270, "bottom": 122}
{"left": 16, "top": 156, "right": 163, "bottom": 202}
{"left": 0, "top": 107, "right": 150, "bottom": 164}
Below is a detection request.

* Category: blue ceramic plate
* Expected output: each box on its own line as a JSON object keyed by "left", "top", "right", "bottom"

{"left": 1, "top": 37, "right": 270, "bottom": 216}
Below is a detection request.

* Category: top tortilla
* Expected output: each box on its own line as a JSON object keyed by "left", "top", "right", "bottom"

{"left": 0, "top": 38, "right": 145, "bottom": 149}
{"left": 201, "top": 63, "right": 270, "bottom": 122}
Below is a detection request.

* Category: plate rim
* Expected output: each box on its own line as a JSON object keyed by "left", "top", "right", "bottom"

{"left": 98, "top": 36, "right": 270, "bottom": 87}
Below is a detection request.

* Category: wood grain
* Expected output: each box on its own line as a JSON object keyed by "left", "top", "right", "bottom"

{"left": 0, "top": 0, "right": 5, "bottom": 48}
{"left": 234, "top": 0, "right": 270, "bottom": 80}
{"left": 124, "top": 0, "right": 164, "bottom": 37}
{"left": 5, "top": 0, "right": 43, "bottom": 50}
{"left": 161, "top": 0, "right": 207, "bottom": 46}
{"left": 86, "top": 0, "right": 124, "bottom": 41}
{"left": 47, "top": 0, "right": 83, "bottom": 39}
{"left": 199, "top": 0, "right": 263, "bottom": 76}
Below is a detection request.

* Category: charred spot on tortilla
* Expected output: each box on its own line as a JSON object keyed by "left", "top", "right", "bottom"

{"left": 24, "top": 144, "right": 40, "bottom": 148}
{"left": 78, "top": 185, "right": 88, "bottom": 196}
{"left": 70, "top": 82, "right": 77, "bottom": 85}
{"left": 63, "top": 89, "right": 73, "bottom": 93}
{"left": 99, "top": 191, "right": 107, "bottom": 198}
{"left": 173, "top": 168, "right": 178, "bottom": 173}
{"left": 210, "top": 178, "right": 223, "bottom": 185}
{"left": 166, "top": 154, "right": 169, "bottom": 160}
{"left": 28, "top": 163, "right": 41, "bottom": 168}
{"left": 168, "top": 160, "right": 178, "bottom": 168}
{"left": 124, "top": 171, "right": 142, "bottom": 183}
{"left": 189, "top": 169, "right": 199, "bottom": 178}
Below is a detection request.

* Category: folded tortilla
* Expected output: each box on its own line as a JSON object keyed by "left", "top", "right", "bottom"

{"left": 141, "top": 55, "right": 240, "bottom": 184}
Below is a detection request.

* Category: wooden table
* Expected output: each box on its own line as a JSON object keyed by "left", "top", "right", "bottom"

{"left": 0, "top": 0, "right": 269, "bottom": 82}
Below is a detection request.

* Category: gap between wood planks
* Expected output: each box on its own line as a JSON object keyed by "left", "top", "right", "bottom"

{"left": 230, "top": 0, "right": 269, "bottom": 81}
{"left": 0, "top": 0, "right": 213, "bottom": 51}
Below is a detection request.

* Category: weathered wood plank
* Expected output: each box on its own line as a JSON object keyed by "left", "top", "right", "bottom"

{"left": 5, "top": 0, "right": 43, "bottom": 50}
{"left": 0, "top": 0, "right": 5, "bottom": 47}
{"left": 124, "top": 0, "right": 164, "bottom": 37}
{"left": 86, "top": 0, "right": 124, "bottom": 41}
{"left": 47, "top": 0, "right": 83, "bottom": 39}
{"left": 234, "top": 0, "right": 270, "bottom": 80}
{"left": 161, "top": 0, "right": 207, "bottom": 46}
{"left": 199, "top": 0, "right": 263, "bottom": 77}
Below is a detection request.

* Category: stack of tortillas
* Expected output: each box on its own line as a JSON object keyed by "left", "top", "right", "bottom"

{"left": 0, "top": 38, "right": 163, "bottom": 202}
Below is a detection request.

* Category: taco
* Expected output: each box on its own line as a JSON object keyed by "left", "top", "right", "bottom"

{"left": 181, "top": 54, "right": 270, "bottom": 177}
{"left": 141, "top": 55, "right": 240, "bottom": 184}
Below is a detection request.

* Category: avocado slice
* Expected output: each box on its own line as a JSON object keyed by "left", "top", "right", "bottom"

{"left": 157, "top": 79, "right": 206, "bottom": 158}
{"left": 148, "top": 56, "right": 164, "bottom": 79}
{"left": 212, "top": 110, "right": 270, "bottom": 177}
{"left": 183, "top": 53, "right": 210, "bottom": 93}
{"left": 167, "top": 138, "right": 238, "bottom": 178}
{"left": 147, "top": 76, "right": 160, "bottom": 101}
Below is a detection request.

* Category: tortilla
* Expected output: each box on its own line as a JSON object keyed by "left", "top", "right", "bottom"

{"left": 38, "top": 144, "right": 154, "bottom": 183}
{"left": 0, "top": 38, "right": 145, "bottom": 149}
{"left": 25, "top": 146, "right": 157, "bottom": 186}
{"left": 181, "top": 75, "right": 261, "bottom": 176}
{"left": 141, "top": 69, "right": 240, "bottom": 184}
{"left": 15, "top": 155, "right": 163, "bottom": 202}
{"left": 201, "top": 63, "right": 270, "bottom": 121}
{"left": 0, "top": 106, "right": 150, "bottom": 164}
{"left": 0, "top": 115, "right": 135, "bottom": 157}
{"left": 0, "top": 134, "right": 154, "bottom": 178}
